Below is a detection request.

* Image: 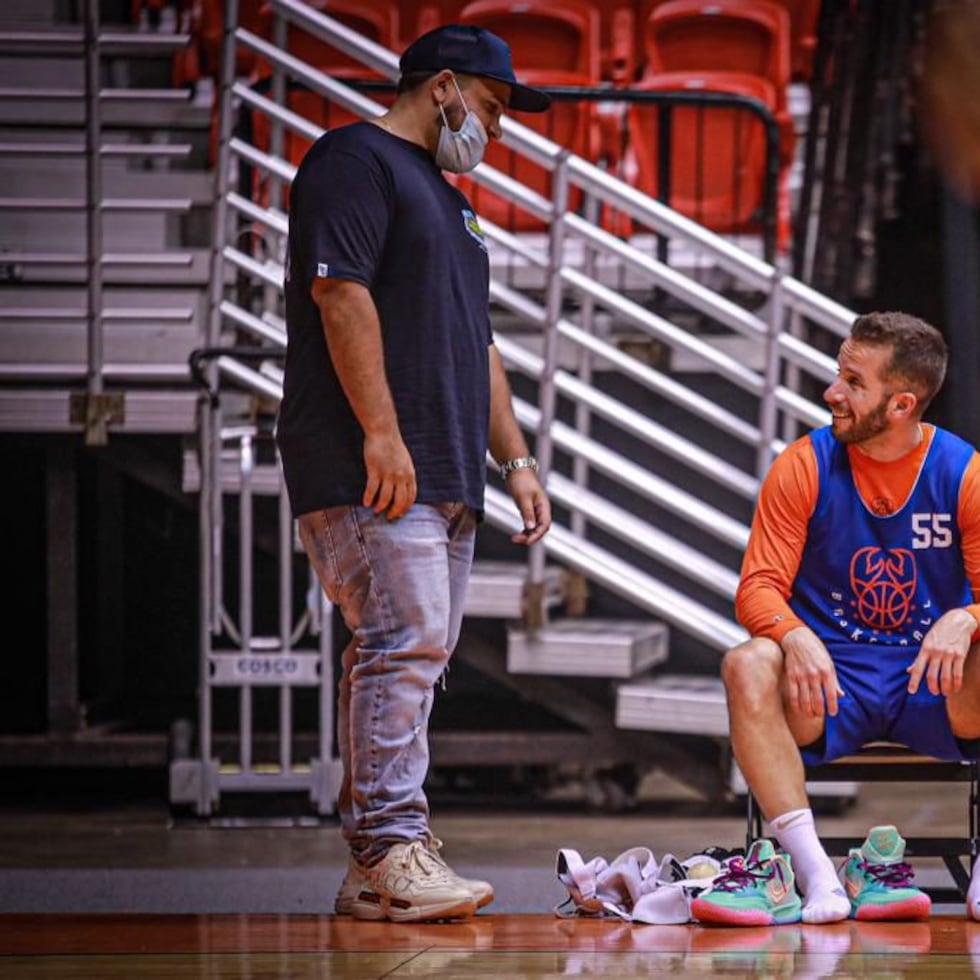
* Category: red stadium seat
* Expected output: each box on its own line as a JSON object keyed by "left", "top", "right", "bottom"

{"left": 457, "top": 0, "right": 601, "bottom": 76}
{"left": 407, "top": 1, "right": 469, "bottom": 39}
{"left": 639, "top": 0, "right": 819, "bottom": 80}
{"left": 643, "top": 0, "right": 795, "bottom": 164}
{"left": 645, "top": 0, "right": 791, "bottom": 104}
{"left": 619, "top": 70, "right": 790, "bottom": 251}
{"left": 452, "top": 0, "right": 602, "bottom": 230}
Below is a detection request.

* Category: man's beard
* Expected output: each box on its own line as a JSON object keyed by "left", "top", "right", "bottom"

{"left": 831, "top": 396, "right": 891, "bottom": 444}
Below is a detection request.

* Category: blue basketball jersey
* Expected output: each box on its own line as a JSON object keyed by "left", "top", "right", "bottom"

{"left": 789, "top": 425, "right": 974, "bottom": 654}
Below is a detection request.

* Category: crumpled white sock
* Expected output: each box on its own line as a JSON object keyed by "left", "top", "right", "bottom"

{"left": 801, "top": 876, "right": 850, "bottom": 924}
{"left": 968, "top": 861, "right": 980, "bottom": 920}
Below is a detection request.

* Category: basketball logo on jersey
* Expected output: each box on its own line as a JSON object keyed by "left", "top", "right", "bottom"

{"left": 849, "top": 546, "right": 917, "bottom": 631}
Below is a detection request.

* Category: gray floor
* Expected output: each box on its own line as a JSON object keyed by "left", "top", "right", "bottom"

{"left": 0, "top": 768, "right": 973, "bottom": 915}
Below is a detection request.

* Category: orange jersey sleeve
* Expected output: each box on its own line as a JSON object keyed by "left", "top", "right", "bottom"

{"left": 957, "top": 453, "right": 980, "bottom": 633}
{"left": 735, "top": 436, "right": 819, "bottom": 642}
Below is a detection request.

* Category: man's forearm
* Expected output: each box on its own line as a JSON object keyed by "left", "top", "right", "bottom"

{"left": 315, "top": 280, "right": 400, "bottom": 439}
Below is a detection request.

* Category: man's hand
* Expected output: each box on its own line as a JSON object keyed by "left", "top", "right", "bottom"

{"left": 505, "top": 468, "right": 551, "bottom": 545}
{"left": 907, "top": 608, "right": 979, "bottom": 696}
{"left": 362, "top": 432, "right": 416, "bottom": 520}
{"left": 781, "top": 626, "right": 845, "bottom": 718}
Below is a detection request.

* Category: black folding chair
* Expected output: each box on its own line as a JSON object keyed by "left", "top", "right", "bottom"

{"left": 745, "top": 741, "right": 980, "bottom": 902}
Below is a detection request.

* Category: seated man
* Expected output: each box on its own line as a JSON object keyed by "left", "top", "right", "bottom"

{"left": 712, "top": 311, "right": 980, "bottom": 924}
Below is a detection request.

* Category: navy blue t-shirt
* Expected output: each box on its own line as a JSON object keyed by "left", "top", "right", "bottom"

{"left": 276, "top": 122, "right": 493, "bottom": 517}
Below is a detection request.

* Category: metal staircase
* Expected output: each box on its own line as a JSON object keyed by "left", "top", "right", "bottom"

{"left": 170, "top": 0, "right": 860, "bottom": 815}
{"left": 0, "top": 0, "right": 867, "bottom": 813}
{"left": 0, "top": 0, "right": 209, "bottom": 437}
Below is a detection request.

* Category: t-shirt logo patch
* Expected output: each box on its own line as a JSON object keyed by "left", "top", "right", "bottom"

{"left": 462, "top": 209, "right": 487, "bottom": 251}
{"left": 317, "top": 262, "right": 330, "bottom": 277}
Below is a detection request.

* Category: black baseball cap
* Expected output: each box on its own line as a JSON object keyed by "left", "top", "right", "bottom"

{"left": 399, "top": 23, "right": 551, "bottom": 113}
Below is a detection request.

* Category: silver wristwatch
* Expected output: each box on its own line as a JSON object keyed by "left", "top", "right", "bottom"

{"left": 499, "top": 455, "right": 539, "bottom": 479}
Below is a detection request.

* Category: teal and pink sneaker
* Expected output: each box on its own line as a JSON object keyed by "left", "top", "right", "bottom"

{"left": 691, "top": 839, "right": 802, "bottom": 926}
{"left": 842, "top": 825, "right": 931, "bottom": 921}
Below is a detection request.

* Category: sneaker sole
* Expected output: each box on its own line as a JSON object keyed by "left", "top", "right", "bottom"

{"left": 472, "top": 887, "right": 494, "bottom": 910}
{"left": 346, "top": 894, "right": 386, "bottom": 921}
{"left": 852, "top": 895, "right": 932, "bottom": 921}
{"left": 692, "top": 898, "right": 802, "bottom": 927}
{"left": 351, "top": 893, "right": 476, "bottom": 923}
{"left": 339, "top": 887, "right": 492, "bottom": 917}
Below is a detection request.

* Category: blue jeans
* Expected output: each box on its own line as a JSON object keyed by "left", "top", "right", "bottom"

{"left": 297, "top": 502, "right": 477, "bottom": 865}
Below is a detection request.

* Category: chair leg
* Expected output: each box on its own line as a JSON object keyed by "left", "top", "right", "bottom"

{"left": 944, "top": 856, "right": 971, "bottom": 899}
{"left": 971, "top": 761, "right": 979, "bottom": 879}
{"left": 746, "top": 792, "right": 763, "bottom": 851}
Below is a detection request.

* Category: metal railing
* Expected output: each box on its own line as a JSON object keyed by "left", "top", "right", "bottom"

{"left": 174, "top": 0, "right": 865, "bottom": 810}
{"left": 200, "top": 0, "right": 857, "bottom": 659}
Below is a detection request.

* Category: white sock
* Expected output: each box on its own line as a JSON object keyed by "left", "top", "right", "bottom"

{"left": 768, "top": 808, "right": 849, "bottom": 924}
{"left": 968, "top": 859, "right": 980, "bottom": 920}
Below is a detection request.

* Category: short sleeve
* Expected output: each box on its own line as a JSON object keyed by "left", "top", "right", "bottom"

{"left": 290, "top": 143, "right": 390, "bottom": 288}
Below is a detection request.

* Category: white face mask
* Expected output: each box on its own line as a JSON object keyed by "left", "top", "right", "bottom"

{"left": 434, "top": 76, "right": 488, "bottom": 174}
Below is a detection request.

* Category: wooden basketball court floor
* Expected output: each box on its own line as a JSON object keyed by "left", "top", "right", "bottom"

{"left": 3, "top": 771, "right": 980, "bottom": 977}
{"left": 2, "top": 912, "right": 980, "bottom": 977}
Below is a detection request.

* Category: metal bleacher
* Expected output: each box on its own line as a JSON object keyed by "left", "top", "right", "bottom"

{"left": 2, "top": 0, "right": 865, "bottom": 815}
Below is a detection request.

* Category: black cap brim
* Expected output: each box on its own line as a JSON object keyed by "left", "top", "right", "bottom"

{"left": 480, "top": 73, "right": 550, "bottom": 113}
{"left": 507, "top": 80, "right": 551, "bottom": 113}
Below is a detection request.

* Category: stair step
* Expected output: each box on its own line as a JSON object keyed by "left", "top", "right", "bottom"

{"left": 729, "top": 759, "right": 858, "bottom": 801}
{"left": 507, "top": 619, "right": 667, "bottom": 678}
{"left": 0, "top": 388, "right": 198, "bottom": 433}
{"left": 2, "top": 248, "right": 212, "bottom": 286}
{"left": 463, "top": 559, "right": 565, "bottom": 619}
{"left": 615, "top": 673, "right": 728, "bottom": 735}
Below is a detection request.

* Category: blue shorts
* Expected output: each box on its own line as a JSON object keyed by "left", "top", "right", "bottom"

{"left": 799, "top": 642, "right": 979, "bottom": 765}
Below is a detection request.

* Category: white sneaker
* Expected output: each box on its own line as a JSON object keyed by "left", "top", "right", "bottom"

{"left": 425, "top": 838, "right": 495, "bottom": 910}
{"left": 335, "top": 844, "right": 493, "bottom": 917}
{"left": 334, "top": 858, "right": 382, "bottom": 919}
{"left": 354, "top": 842, "right": 476, "bottom": 922}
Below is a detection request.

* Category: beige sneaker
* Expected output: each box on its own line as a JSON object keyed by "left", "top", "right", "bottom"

{"left": 426, "top": 838, "right": 495, "bottom": 910}
{"left": 355, "top": 841, "right": 476, "bottom": 922}
{"left": 334, "top": 857, "right": 383, "bottom": 919}
{"left": 335, "top": 845, "right": 494, "bottom": 917}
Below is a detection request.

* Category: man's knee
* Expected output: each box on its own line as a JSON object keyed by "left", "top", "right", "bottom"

{"left": 722, "top": 637, "right": 783, "bottom": 710}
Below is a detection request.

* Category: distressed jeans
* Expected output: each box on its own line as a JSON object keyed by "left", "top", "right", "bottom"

{"left": 298, "top": 502, "right": 477, "bottom": 865}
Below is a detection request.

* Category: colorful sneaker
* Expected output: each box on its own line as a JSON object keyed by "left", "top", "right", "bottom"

{"left": 842, "top": 825, "right": 931, "bottom": 921}
{"left": 691, "top": 839, "right": 802, "bottom": 926}
{"left": 356, "top": 841, "right": 476, "bottom": 922}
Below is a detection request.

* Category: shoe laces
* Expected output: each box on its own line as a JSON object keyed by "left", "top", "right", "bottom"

{"left": 710, "top": 855, "right": 784, "bottom": 893}
{"left": 857, "top": 858, "right": 915, "bottom": 888}
{"left": 425, "top": 837, "right": 451, "bottom": 870}
{"left": 396, "top": 841, "right": 442, "bottom": 876}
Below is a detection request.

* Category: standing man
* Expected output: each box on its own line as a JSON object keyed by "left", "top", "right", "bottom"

{"left": 276, "top": 24, "right": 552, "bottom": 923}
{"left": 695, "top": 312, "right": 980, "bottom": 925}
